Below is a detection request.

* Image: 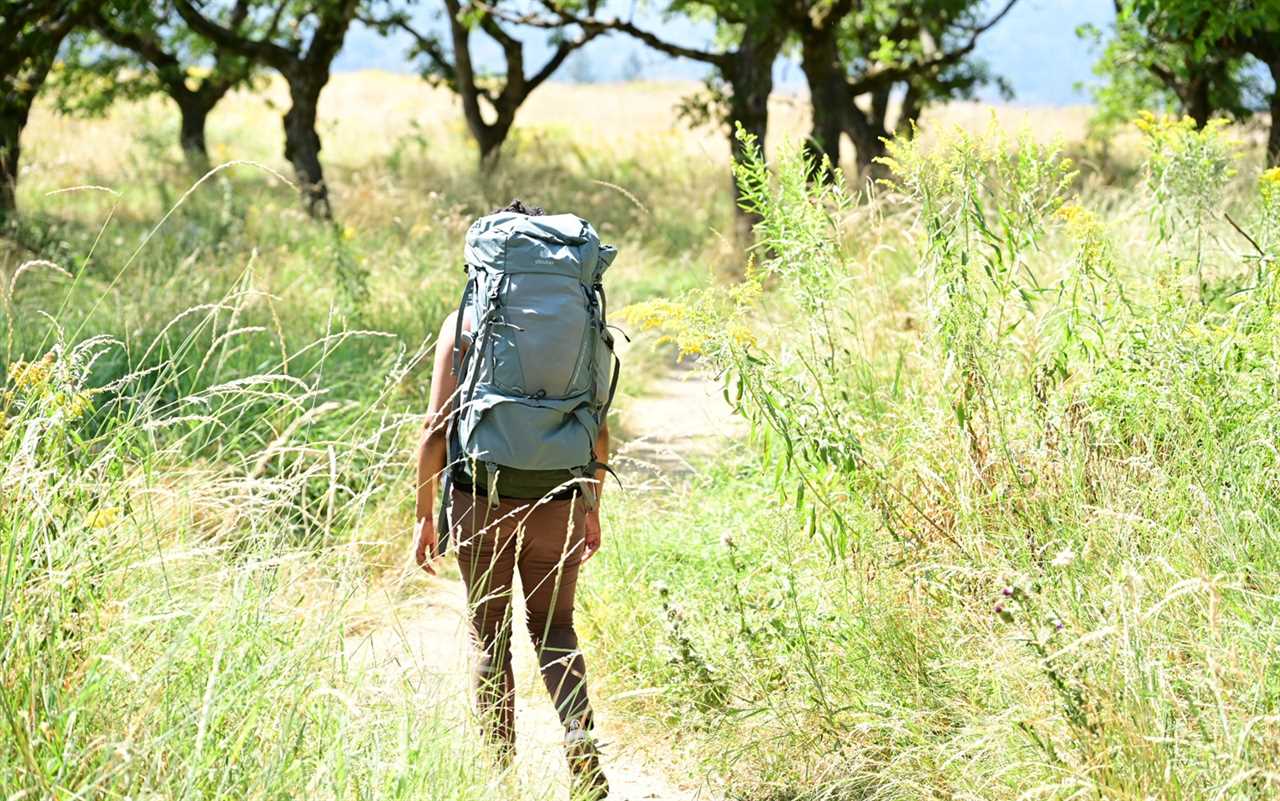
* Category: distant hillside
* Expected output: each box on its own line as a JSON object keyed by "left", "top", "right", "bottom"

{"left": 334, "top": 0, "right": 1115, "bottom": 107}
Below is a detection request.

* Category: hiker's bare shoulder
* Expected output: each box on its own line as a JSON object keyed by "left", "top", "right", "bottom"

{"left": 437, "top": 310, "right": 474, "bottom": 351}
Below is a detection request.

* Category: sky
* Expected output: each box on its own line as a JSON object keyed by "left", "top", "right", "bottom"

{"left": 334, "top": 0, "right": 1117, "bottom": 107}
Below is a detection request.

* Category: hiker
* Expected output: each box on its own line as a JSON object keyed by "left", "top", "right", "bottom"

{"left": 413, "top": 200, "right": 618, "bottom": 799}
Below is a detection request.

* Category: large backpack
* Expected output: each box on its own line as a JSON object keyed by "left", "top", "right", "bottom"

{"left": 440, "top": 211, "right": 619, "bottom": 527}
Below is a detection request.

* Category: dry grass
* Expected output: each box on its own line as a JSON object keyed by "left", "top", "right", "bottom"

{"left": 24, "top": 72, "right": 1097, "bottom": 187}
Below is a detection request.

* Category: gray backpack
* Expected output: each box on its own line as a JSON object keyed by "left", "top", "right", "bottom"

{"left": 440, "top": 211, "right": 619, "bottom": 526}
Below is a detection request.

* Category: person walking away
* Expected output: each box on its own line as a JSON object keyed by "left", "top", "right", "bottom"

{"left": 412, "top": 200, "right": 619, "bottom": 799}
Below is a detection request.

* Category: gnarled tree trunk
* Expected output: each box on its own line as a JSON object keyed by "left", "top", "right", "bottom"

{"left": 849, "top": 85, "right": 894, "bottom": 183}
{"left": 725, "top": 27, "right": 785, "bottom": 243}
{"left": 0, "top": 53, "right": 54, "bottom": 221}
{"left": 0, "top": 106, "right": 23, "bottom": 220}
{"left": 1268, "top": 59, "right": 1280, "bottom": 167}
{"left": 171, "top": 0, "right": 355, "bottom": 220}
{"left": 472, "top": 110, "right": 515, "bottom": 171}
{"left": 173, "top": 90, "right": 220, "bottom": 172}
{"left": 846, "top": 105, "right": 890, "bottom": 185}
{"left": 282, "top": 73, "right": 331, "bottom": 220}
{"left": 799, "top": 23, "right": 847, "bottom": 180}
{"left": 897, "top": 82, "right": 922, "bottom": 137}
{"left": 1180, "top": 71, "right": 1213, "bottom": 129}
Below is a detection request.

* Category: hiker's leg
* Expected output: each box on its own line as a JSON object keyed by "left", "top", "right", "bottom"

{"left": 453, "top": 490, "right": 518, "bottom": 754}
{"left": 518, "top": 496, "right": 608, "bottom": 797}
{"left": 517, "top": 496, "right": 593, "bottom": 730}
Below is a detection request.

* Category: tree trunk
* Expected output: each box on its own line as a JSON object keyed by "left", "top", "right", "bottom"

{"left": 1268, "top": 59, "right": 1280, "bottom": 167}
{"left": 868, "top": 85, "right": 891, "bottom": 132}
{"left": 0, "top": 109, "right": 20, "bottom": 221}
{"left": 282, "top": 74, "right": 331, "bottom": 220}
{"left": 444, "top": 0, "right": 501, "bottom": 170}
{"left": 846, "top": 104, "right": 889, "bottom": 185}
{"left": 799, "top": 25, "right": 847, "bottom": 180}
{"left": 174, "top": 92, "right": 215, "bottom": 172}
{"left": 474, "top": 111, "right": 514, "bottom": 172}
{"left": 896, "top": 81, "right": 921, "bottom": 137}
{"left": 0, "top": 54, "right": 54, "bottom": 221}
{"left": 1181, "top": 69, "right": 1212, "bottom": 129}
{"left": 725, "top": 27, "right": 784, "bottom": 244}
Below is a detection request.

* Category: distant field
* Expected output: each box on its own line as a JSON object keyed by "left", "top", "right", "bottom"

{"left": 25, "top": 72, "right": 1097, "bottom": 186}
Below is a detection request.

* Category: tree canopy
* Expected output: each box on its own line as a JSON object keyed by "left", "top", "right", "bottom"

{"left": 53, "top": 0, "right": 257, "bottom": 169}
{"left": 1087, "top": 0, "right": 1280, "bottom": 163}
{"left": 1, "top": 1, "right": 91, "bottom": 218}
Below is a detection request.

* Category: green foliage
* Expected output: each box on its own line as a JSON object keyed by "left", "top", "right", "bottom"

{"left": 51, "top": 0, "right": 257, "bottom": 120}
{"left": 601, "top": 120, "right": 1280, "bottom": 798}
{"left": 1137, "top": 112, "right": 1239, "bottom": 249}
{"left": 1126, "top": 0, "right": 1280, "bottom": 49}
{"left": 840, "top": 0, "right": 1007, "bottom": 98}
{"left": 1082, "top": 0, "right": 1280, "bottom": 143}
{"left": 1079, "top": 15, "right": 1265, "bottom": 136}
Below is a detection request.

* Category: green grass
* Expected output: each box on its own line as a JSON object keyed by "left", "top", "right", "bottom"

{"left": 1, "top": 97, "right": 730, "bottom": 798}
{"left": 583, "top": 123, "right": 1280, "bottom": 799}
{"left": 7, "top": 90, "right": 1280, "bottom": 801}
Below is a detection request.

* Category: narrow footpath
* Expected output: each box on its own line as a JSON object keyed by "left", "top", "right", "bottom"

{"left": 344, "top": 358, "right": 740, "bottom": 800}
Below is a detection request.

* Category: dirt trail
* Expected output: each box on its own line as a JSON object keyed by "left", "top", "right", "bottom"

{"left": 344, "top": 359, "right": 738, "bottom": 800}
{"left": 613, "top": 358, "right": 747, "bottom": 480}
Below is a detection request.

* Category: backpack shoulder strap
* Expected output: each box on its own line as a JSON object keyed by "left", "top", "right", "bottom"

{"left": 438, "top": 269, "right": 477, "bottom": 554}
{"left": 594, "top": 281, "right": 622, "bottom": 430}
{"left": 451, "top": 271, "right": 473, "bottom": 377}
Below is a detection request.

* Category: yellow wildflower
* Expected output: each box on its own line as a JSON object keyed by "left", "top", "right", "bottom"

{"left": 618, "top": 299, "right": 688, "bottom": 332}
{"left": 342, "top": 225, "right": 357, "bottom": 241}
{"left": 60, "top": 392, "right": 93, "bottom": 420}
{"left": 729, "top": 322, "right": 757, "bottom": 349}
{"left": 677, "top": 340, "right": 705, "bottom": 360}
{"left": 12, "top": 357, "right": 51, "bottom": 390}
{"left": 1260, "top": 167, "right": 1280, "bottom": 207}
{"left": 1133, "top": 110, "right": 1158, "bottom": 134}
{"left": 1056, "top": 203, "right": 1088, "bottom": 225}
{"left": 84, "top": 507, "right": 121, "bottom": 529}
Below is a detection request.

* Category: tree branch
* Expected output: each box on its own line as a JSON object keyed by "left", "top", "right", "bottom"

{"left": 482, "top": 1, "right": 730, "bottom": 67}
{"left": 368, "top": 13, "right": 460, "bottom": 88}
{"left": 0, "top": 4, "right": 87, "bottom": 76}
{"left": 91, "top": 14, "right": 185, "bottom": 90}
{"left": 846, "top": 0, "right": 1020, "bottom": 96}
{"left": 171, "top": 0, "right": 296, "bottom": 72}
{"left": 304, "top": 0, "right": 360, "bottom": 68}
{"left": 478, "top": 7, "right": 521, "bottom": 50}
{"left": 525, "top": 28, "right": 601, "bottom": 94}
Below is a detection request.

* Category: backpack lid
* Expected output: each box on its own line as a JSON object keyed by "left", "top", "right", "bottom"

{"left": 465, "top": 212, "right": 612, "bottom": 280}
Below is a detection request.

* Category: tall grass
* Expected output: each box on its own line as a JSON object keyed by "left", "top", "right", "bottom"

{"left": 593, "top": 120, "right": 1280, "bottom": 799}
{"left": 11, "top": 80, "right": 1280, "bottom": 800}
{"left": 1, "top": 91, "right": 739, "bottom": 797}
{"left": 0, "top": 254, "right": 515, "bottom": 795}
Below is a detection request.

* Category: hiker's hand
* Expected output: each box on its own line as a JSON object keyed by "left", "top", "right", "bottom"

{"left": 583, "top": 509, "right": 602, "bottom": 561}
{"left": 414, "top": 518, "right": 438, "bottom": 575}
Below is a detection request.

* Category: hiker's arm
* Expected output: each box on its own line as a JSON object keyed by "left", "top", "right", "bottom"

{"left": 415, "top": 311, "right": 461, "bottom": 574}
{"left": 583, "top": 420, "right": 609, "bottom": 561}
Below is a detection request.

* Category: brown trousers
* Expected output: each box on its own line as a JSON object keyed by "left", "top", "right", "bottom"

{"left": 451, "top": 488, "right": 594, "bottom": 751}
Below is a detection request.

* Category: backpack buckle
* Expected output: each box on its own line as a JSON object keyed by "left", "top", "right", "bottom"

{"left": 485, "top": 461, "right": 500, "bottom": 509}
